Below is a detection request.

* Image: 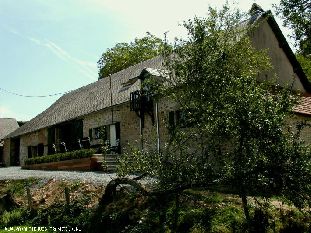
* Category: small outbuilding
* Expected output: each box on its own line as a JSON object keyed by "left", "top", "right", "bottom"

{"left": 0, "top": 118, "right": 19, "bottom": 165}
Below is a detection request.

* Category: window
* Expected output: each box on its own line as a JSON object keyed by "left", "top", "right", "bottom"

{"left": 89, "top": 126, "right": 107, "bottom": 140}
{"left": 28, "top": 146, "right": 32, "bottom": 158}
{"left": 28, "top": 146, "right": 38, "bottom": 158}
{"left": 168, "top": 110, "right": 192, "bottom": 129}
{"left": 94, "top": 126, "right": 107, "bottom": 140}
{"left": 88, "top": 123, "right": 121, "bottom": 153}
{"left": 38, "top": 143, "right": 44, "bottom": 156}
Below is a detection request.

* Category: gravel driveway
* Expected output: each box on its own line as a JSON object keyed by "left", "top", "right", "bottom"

{"left": 0, "top": 167, "right": 118, "bottom": 185}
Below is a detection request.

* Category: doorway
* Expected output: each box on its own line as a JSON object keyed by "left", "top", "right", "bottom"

{"left": 10, "top": 138, "right": 20, "bottom": 166}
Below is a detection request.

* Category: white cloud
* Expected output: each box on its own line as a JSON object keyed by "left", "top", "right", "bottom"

{"left": 44, "top": 40, "right": 97, "bottom": 80}
{"left": 85, "top": 0, "right": 282, "bottom": 41}
{"left": 5, "top": 26, "right": 98, "bottom": 81}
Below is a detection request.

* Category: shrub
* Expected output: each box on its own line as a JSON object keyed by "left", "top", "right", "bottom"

{"left": 279, "top": 210, "right": 310, "bottom": 233}
{"left": 24, "top": 149, "right": 96, "bottom": 165}
{"left": 32, "top": 199, "right": 92, "bottom": 232}
{"left": 0, "top": 208, "right": 33, "bottom": 228}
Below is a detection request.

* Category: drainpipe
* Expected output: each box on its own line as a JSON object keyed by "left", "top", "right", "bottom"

{"left": 155, "top": 102, "right": 160, "bottom": 153}
{"left": 110, "top": 75, "right": 114, "bottom": 124}
{"left": 140, "top": 117, "right": 143, "bottom": 150}
{"left": 139, "top": 79, "right": 144, "bottom": 150}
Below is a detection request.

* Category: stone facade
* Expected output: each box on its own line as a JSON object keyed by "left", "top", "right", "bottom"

{"left": 287, "top": 115, "right": 311, "bottom": 145}
{"left": 12, "top": 100, "right": 176, "bottom": 165}
{"left": 83, "top": 103, "right": 141, "bottom": 152}
{"left": 19, "top": 129, "right": 48, "bottom": 165}
{"left": 12, "top": 95, "right": 311, "bottom": 167}
{"left": 83, "top": 99, "right": 176, "bottom": 154}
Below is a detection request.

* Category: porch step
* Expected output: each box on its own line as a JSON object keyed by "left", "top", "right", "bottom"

{"left": 94, "top": 154, "right": 119, "bottom": 173}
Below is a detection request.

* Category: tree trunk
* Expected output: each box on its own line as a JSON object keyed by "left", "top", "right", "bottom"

{"left": 240, "top": 191, "right": 251, "bottom": 224}
{"left": 172, "top": 193, "right": 180, "bottom": 233}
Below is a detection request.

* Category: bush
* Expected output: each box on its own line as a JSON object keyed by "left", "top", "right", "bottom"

{"left": 279, "top": 210, "right": 310, "bottom": 233}
{"left": 24, "top": 149, "right": 96, "bottom": 165}
{"left": 32, "top": 199, "right": 92, "bottom": 232}
{"left": 0, "top": 208, "right": 33, "bottom": 228}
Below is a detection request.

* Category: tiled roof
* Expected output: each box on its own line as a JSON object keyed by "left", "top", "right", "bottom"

{"left": 293, "top": 97, "right": 311, "bottom": 116}
{"left": 0, "top": 118, "right": 19, "bottom": 140}
{"left": 7, "top": 56, "right": 163, "bottom": 138}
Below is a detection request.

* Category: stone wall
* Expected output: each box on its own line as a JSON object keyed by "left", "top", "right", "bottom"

{"left": 82, "top": 104, "right": 139, "bottom": 152}
{"left": 19, "top": 129, "right": 48, "bottom": 165}
{"left": 15, "top": 101, "right": 174, "bottom": 165}
{"left": 287, "top": 115, "right": 311, "bottom": 145}
{"left": 82, "top": 100, "right": 177, "bottom": 154}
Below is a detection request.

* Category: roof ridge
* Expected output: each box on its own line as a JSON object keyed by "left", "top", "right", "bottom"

{"left": 62, "top": 56, "right": 163, "bottom": 96}
{"left": 100, "top": 55, "right": 162, "bottom": 79}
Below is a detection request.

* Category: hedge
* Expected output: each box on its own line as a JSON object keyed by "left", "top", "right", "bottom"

{"left": 24, "top": 149, "right": 96, "bottom": 165}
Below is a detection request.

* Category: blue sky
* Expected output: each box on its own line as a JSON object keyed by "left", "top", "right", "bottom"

{"left": 0, "top": 0, "right": 288, "bottom": 121}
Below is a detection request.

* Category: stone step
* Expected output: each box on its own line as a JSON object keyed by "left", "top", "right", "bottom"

{"left": 94, "top": 154, "right": 119, "bottom": 172}
{"left": 106, "top": 165, "right": 117, "bottom": 173}
{"left": 102, "top": 164, "right": 117, "bottom": 173}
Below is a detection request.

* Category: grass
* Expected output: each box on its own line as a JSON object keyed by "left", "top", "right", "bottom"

{"left": 0, "top": 180, "right": 310, "bottom": 232}
{"left": 6, "top": 178, "right": 38, "bottom": 196}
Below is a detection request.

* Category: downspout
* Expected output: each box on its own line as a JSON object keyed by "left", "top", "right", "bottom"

{"left": 110, "top": 75, "right": 114, "bottom": 124}
{"left": 140, "top": 79, "right": 144, "bottom": 150}
{"left": 140, "top": 118, "right": 143, "bottom": 150}
{"left": 155, "top": 101, "right": 160, "bottom": 153}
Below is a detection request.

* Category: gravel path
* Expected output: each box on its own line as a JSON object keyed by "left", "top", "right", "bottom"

{"left": 0, "top": 167, "right": 118, "bottom": 185}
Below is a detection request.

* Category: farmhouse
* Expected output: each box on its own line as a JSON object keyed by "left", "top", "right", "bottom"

{"left": 3, "top": 5, "right": 311, "bottom": 167}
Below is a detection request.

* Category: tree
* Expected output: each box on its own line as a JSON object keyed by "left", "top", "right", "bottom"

{"left": 275, "top": 0, "right": 311, "bottom": 56}
{"left": 163, "top": 5, "right": 311, "bottom": 218}
{"left": 297, "top": 53, "right": 311, "bottom": 78}
{"left": 97, "top": 33, "right": 164, "bottom": 79}
{"left": 118, "top": 4, "right": 311, "bottom": 226}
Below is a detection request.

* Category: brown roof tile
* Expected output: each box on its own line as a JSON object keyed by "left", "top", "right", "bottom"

{"left": 293, "top": 97, "right": 311, "bottom": 115}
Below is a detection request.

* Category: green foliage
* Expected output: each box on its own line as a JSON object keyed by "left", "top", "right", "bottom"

{"left": 89, "top": 192, "right": 163, "bottom": 233}
{"left": 24, "top": 149, "right": 96, "bottom": 165}
{"left": 6, "top": 179, "right": 37, "bottom": 196}
{"left": 210, "top": 206, "right": 245, "bottom": 233}
{"left": 97, "top": 33, "right": 164, "bottom": 79}
{"left": 157, "top": 4, "right": 310, "bottom": 211}
{"left": 118, "top": 130, "right": 216, "bottom": 190}
{"left": 275, "top": 0, "right": 311, "bottom": 56}
{"left": 183, "top": 189, "right": 224, "bottom": 204}
{"left": 90, "top": 187, "right": 309, "bottom": 233}
{"left": 119, "top": 5, "right": 310, "bottom": 227}
{"left": 279, "top": 210, "right": 311, "bottom": 233}
{"left": 32, "top": 199, "right": 92, "bottom": 232}
{"left": 0, "top": 208, "right": 33, "bottom": 229}
{"left": 117, "top": 144, "right": 161, "bottom": 178}
{"left": 297, "top": 54, "right": 311, "bottom": 80}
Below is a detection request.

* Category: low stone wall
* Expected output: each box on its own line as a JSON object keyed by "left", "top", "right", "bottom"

{"left": 22, "top": 155, "right": 104, "bottom": 171}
